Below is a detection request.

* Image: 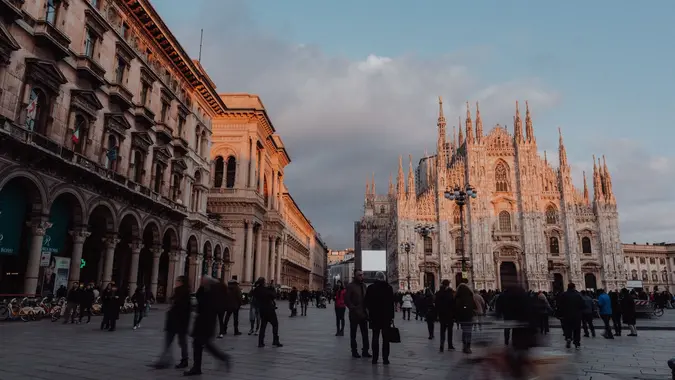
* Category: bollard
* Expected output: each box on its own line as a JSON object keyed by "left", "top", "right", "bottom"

{"left": 668, "top": 358, "right": 675, "bottom": 380}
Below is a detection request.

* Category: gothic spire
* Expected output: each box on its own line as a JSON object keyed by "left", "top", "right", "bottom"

{"left": 371, "top": 172, "right": 376, "bottom": 195}
{"left": 437, "top": 96, "right": 447, "bottom": 166}
{"left": 602, "top": 155, "right": 614, "bottom": 201}
{"left": 397, "top": 155, "right": 405, "bottom": 198}
{"left": 582, "top": 171, "right": 589, "bottom": 204}
{"left": 475, "top": 102, "right": 483, "bottom": 142}
{"left": 525, "top": 101, "right": 534, "bottom": 143}
{"left": 365, "top": 176, "right": 371, "bottom": 198}
{"left": 407, "top": 154, "right": 416, "bottom": 197}
{"left": 514, "top": 101, "right": 523, "bottom": 143}
{"left": 452, "top": 125, "right": 457, "bottom": 153}
{"left": 593, "top": 155, "right": 604, "bottom": 202}
{"left": 457, "top": 119, "right": 464, "bottom": 147}
{"left": 388, "top": 172, "right": 394, "bottom": 197}
{"left": 558, "top": 127, "right": 568, "bottom": 168}
{"left": 465, "top": 102, "right": 474, "bottom": 144}
{"left": 544, "top": 151, "right": 548, "bottom": 166}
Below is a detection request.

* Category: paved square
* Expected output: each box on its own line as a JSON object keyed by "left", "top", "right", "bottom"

{"left": 0, "top": 306, "right": 671, "bottom": 380}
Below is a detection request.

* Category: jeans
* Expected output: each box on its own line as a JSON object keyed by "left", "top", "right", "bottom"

{"left": 402, "top": 308, "right": 411, "bottom": 320}
{"left": 335, "top": 308, "right": 346, "bottom": 333}
{"left": 371, "top": 327, "right": 390, "bottom": 362}
{"left": 159, "top": 331, "right": 189, "bottom": 363}
{"left": 460, "top": 322, "right": 472, "bottom": 345}
{"left": 611, "top": 314, "right": 622, "bottom": 335}
{"left": 134, "top": 309, "right": 144, "bottom": 326}
{"left": 349, "top": 317, "right": 369, "bottom": 353}
{"left": 249, "top": 306, "right": 260, "bottom": 332}
{"left": 300, "top": 302, "right": 308, "bottom": 315}
{"left": 600, "top": 314, "right": 613, "bottom": 337}
{"left": 259, "top": 311, "right": 280, "bottom": 345}
{"left": 439, "top": 320, "right": 454, "bottom": 349}
{"left": 582, "top": 313, "right": 595, "bottom": 336}
{"left": 78, "top": 305, "right": 91, "bottom": 323}
{"left": 224, "top": 309, "right": 240, "bottom": 333}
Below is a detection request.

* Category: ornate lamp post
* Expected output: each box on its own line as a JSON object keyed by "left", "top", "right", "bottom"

{"left": 444, "top": 184, "right": 477, "bottom": 288}
{"left": 414, "top": 224, "right": 435, "bottom": 290}
{"left": 399, "top": 242, "right": 415, "bottom": 290}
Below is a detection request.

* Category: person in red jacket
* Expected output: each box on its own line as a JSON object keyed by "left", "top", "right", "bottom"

{"left": 334, "top": 281, "right": 347, "bottom": 336}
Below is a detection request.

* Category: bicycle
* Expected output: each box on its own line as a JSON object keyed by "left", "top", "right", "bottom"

{"left": 653, "top": 304, "right": 665, "bottom": 318}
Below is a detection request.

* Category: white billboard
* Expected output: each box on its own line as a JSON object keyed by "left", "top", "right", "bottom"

{"left": 362, "top": 250, "right": 386, "bottom": 272}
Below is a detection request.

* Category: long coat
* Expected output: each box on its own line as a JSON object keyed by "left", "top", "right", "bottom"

{"left": 191, "top": 285, "right": 220, "bottom": 339}
{"left": 620, "top": 295, "right": 636, "bottom": 325}
{"left": 165, "top": 284, "right": 191, "bottom": 334}
{"left": 364, "top": 281, "right": 395, "bottom": 329}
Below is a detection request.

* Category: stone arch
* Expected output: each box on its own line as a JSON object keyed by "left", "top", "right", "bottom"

{"left": 48, "top": 186, "right": 87, "bottom": 226}
{"left": 0, "top": 169, "right": 48, "bottom": 214}
{"left": 87, "top": 201, "right": 117, "bottom": 233}
{"left": 494, "top": 159, "right": 511, "bottom": 192}
{"left": 186, "top": 235, "right": 199, "bottom": 254}
{"left": 118, "top": 211, "right": 142, "bottom": 240}
{"left": 162, "top": 225, "right": 180, "bottom": 247}
{"left": 545, "top": 203, "right": 558, "bottom": 224}
{"left": 223, "top": 246, "right": 231, "bottom": 262}
{"left": 142, "top": 220, "right": 161, "bottom": 245}
{"left": 213, "top": 244, "right": 222, "bottom": 260}
{"left": 203, "top": 240, "right": 213, "bottom": 258}
{"left": 210, "top": 146, "right": 238, "bottom": 161}
{"left": 369, "top": 239, "right": 383, "bottom": 250}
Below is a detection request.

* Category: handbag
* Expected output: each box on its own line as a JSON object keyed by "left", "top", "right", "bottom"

{"left": 388, "top": 322, "right": 401, "bottom": 343}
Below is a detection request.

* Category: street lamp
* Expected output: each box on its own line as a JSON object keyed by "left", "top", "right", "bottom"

{"left": 414, "top": 224, "right": 435, "bottom": 290}
{"left": 444, "top": 184, "right": 477, "bottom": 288}
{"left": 399, "top": 242, "right": 415, "bottom": 290}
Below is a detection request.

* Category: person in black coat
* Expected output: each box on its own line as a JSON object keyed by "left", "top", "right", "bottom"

{"left": 556, "top": 283, "right": 584, "bottom": 348}
{"left": 288, "top": 287, "right": 298, "bottom": 317}
{"left": 152, "top": 275, "right": 192, "bottom": 370}
{"left": 609, "top": 290, "right": 622, "bottom": 336}
{"left": 252, "top": 277, "right": 283, "bottom": 348}
{"left": 183, "top": 276, "right": 230, "bottom": 376}
{"left": 100, "top": 283, "right": 113, "bottom": 330}
{"left": 78, "top": 283, "right": 95, "bottom": 324}
{"left": 364, "top": 272, "right": 395, "bottom": 365}
{"left": 435, "top": 280, "right": 455, "bottom": 352}
{"left": 619, "top": 288, "right": 637, "bottom": 336}
{"left": 423, "top": 288, "right": 436, "bottom": 339}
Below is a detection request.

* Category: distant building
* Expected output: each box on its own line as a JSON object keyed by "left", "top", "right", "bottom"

{"left": 622, "top": 242, "right": 675, "bottom": 293}
{"left": 328, "top": 248, "right": 354, "bottom": 265}
{"left": 328, "top": 254, "right": 355, "bottom": 287}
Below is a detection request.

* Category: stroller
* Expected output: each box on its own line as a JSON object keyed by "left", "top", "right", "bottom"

{"left": 317, "top": 296, "right": 327, "bottom": 308}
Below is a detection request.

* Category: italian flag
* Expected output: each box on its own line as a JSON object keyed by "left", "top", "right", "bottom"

{"left": 72, "top": 126, "right": 80, "bottom": 144}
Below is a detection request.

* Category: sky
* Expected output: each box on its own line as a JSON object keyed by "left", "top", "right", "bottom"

{"left": 152, "top": 0, "right": 675, "bottom": 249}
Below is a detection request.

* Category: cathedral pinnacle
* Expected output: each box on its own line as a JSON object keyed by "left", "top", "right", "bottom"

{"left": 602, "top": 155, "right": 614, "bottom": 202}
{"left": 558, "top": 127, "right": 568, "bottom": 168}
{"left": 388, "top": 172, "right": 394, "bottom": 197}
{"left": 371, "top": 172, "right": 376, "bottom": 195}
{"left": 582, "top": 171, "right": 590, "bottom": 204}
{"left": 592, "top": 155, "right": 604, "bottom": 202}
{"left": 407, "top": 154, "right": 416, "bottom": 197}
{"left": 457, "top": 121, "right": 464, "bottom": 147}
{"left": 475, "top": 102, "right": 483, "bottom": 142}
{"left": 365, "top": 175, "right": 370, "bottom": 197}
{"left": 525, "top": 101, "right": 534, "bottom": 143}
{"left": 465, "top": 102, "right": 474, "bottom": 144}
{"left": 514, "top": 101, "right": 523, "bottom": 143}
{"left": 397, "top": 155, "right": 405, "bottom": 199}
{"left": 437, "top": 97, "right": 447, "bottom": 167}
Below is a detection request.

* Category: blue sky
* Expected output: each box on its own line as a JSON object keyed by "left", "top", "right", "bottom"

{"left": 154, "top": 0, "right": 675, "bottom": 248}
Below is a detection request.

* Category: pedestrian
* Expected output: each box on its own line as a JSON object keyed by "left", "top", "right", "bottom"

{"left": 454, "top": 279, "right": 477, "bottom": 354}
{"left": 401, "top": 292, "right": 413, "bottom": 320}
{"left": 609, "top": 290, "right": 622, "bottom": 336}
{"left": 334, "top": 281, "right": 347, "bottom": 336}
{"left": 184, "top": 276, "right": 231, "bottom": 376}
{"left": 580, "top": 290, "right": 596, "bottom": 338}
{"left": 62, "top": 282, "right": 79, "bottom": 324}
{"left": 150, "top": 275, "right": 191, "bottom": 370}
{"left": 105, "top": 284, "right": 121, "bottom": 331}
{"left": 619, "top": 288, "right": 637, "bottom": 336}
{"left": 364, "top": 272, "right": 394, "bottom": 365}
{"left": 423, "top": 289, "right": 436, "bottom": 339}
{"left": 300, "top": 287, "right": 310, "bottom": 316}
{"left": 220, "top": 279, "right": 242, "bottom": 337}
{"left": 556, "top": 283, "right": 584, "bottom": 349}
{"left": 345, "top": 270, "right": 371, "bottom": 359}
{"left": 251, "top": 277, "right": 283, "bottom": 347}
{"left": 435, "top": 280, "right": 455, "bottom": 352}
{"left": 100, "top": 283, "right": 112, "bottom": 330}
{"left": 248, "top": 287, "right": 261, "bottom": 336}
{"left": 132, "top": 285, "right": 147, "bottom": 330}
{"left": 596, "top": 289, "right": 613, "bottom": 339}
{"left": 78, "top": 282, "right": 95, "bottom": 324}
{"left": 288, "top": 287, "right": 298, "bottom": 317}
{"left": 473, "top": 288, "right": 486, "bottom": 331}
{"left": 535, "top": 291, "right": 552, "bottom": 334}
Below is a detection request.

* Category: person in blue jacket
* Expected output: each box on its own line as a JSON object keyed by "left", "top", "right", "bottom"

{"left": 596, "top": 289, "right": 614, "bottom": 339}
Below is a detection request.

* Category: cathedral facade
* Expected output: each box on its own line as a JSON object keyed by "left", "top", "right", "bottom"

{"left": 357, "top": 99, "right": 626, "bottom": 293}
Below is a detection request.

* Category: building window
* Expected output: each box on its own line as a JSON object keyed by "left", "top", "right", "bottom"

{"left": 495, "top": 162, "right": 510, "bottom": 192}
{"left": 423, "top": 236, "right": 432, "bottom": 254}
{"left": 581, "top": 237, "right": 592, "bottom": 254}
{"left": 153, "top": 163, "right": 163, "bottom": 193}
{"left": 213, "top": 156, "right": 224, "bottom": 188}
{"left": 105, "top": 135, "right": 118, "bottom": 171}
{"left": 90, "top": 0, "right": 99, "bottom": 8}
{"left": 380, "top": 206, "right": 385, "bottom": 214}
{"left": 141, "top": 82, "right": 150, "bottom": 106}
{"left": 133, "top": 150, "right": 144, "bottom": 183}
{"left": 640, "top": 257, "right": 645, "bottom": 264}
{"left": 171, "top": 174, "right": 181, "bottom": 201}
{"left": 84, "top": 28, "right": 95, "bottom": 58}
{"left": 178, "top": 116, "right": 185, "bottom": 138}
{"left": 225, "top": 156, "right": 236, "bottom": 188}
{"left": 46, "top": 0, "right": 58, "bottom": 24}
{"left": 660, "top": 258, "right": 666, "bottom": 265}
{"left": 25, "top": 88, "right": 47, "bottom": 134}
{"left": 499, "top": 211, "right": 511, "bottom": 232}
{"left": 114, "top": 56, "right": 127, "bottom": 84}
{"left": 631, "top": 270, "right": 638, "bottom": 280}
{"left": 649, "top": 257, "right": 655, "bottom": 265}
{"left": 629, "top": 257, "right": 634, "bottom": 264}
{"left": 160, "top": 101, "right": 168, "bottom": 122}
{"left": 121, "top": 22, "right": 129, "bottom": 39}
{"left": 72, "top": 115, "right": 88, "bottom": 154}
{"left": 453, "top": 208, "right": 461, "bottom": 225}
{"left": 651, "top": 271, "right": 658, "bottom": 282}
{"left": 641, "top": 270, "right": 647, "bottom": 281}
{"left": 545, "top": 206, "right": 558, "bottom": 224}
{"left": 549, "top": 237, "right": 560, "bottom": 255}
{"left": 263, "top": 175, "right": 269, "bottom": 205}
{"left": 454, "top": 236, "right": 462, "bottom": 254}
{"left": 663, "top": 272, "right": 668, "bottom": 282}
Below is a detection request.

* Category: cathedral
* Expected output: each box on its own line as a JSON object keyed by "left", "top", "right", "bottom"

{"left": 357, "top": 98, "right": 626, "bottom": 293}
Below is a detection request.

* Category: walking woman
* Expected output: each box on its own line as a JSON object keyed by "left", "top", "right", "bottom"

{"left": 401, "top": 292, "right": 413, "bottom": 320}
{"left": 252, "top": 277, "right": 283, "bottom": 347}
{"left": 334, "top": 281, "right": 346, "bottom": 336}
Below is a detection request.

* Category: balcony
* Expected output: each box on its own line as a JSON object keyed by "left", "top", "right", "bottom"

{"left": 34, "top": 20, "right": 71, "bottom": 60}
{"left": 154, "top": 121, "right": 173, "bottom": 144}
{"left": 75, "top": 55, "right": 106, "bottom": 88}
{"left": 0, "top": 0, "right": 24, "bottom": 22}
{"left": 108, "top": 84, "right": 133, "bottom": 110}
{"left": 134, "top": 105, "right": 155, "bottom": 130}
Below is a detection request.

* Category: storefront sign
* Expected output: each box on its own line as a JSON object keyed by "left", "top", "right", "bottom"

{"left": 43, "top": 197, "right": 70, "bottom": 255}
{"left": 40, "top": 252, "right": 52, "bottom": 267}
{"left": 0, "top": 182, "right": 27, "bottom": 255}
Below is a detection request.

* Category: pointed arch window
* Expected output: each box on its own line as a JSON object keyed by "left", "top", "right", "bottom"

{"left": 225, "top": 156, "right": 236, "bottom": 188}
{"left": 213, "top": 156, "right": 224, "bottom": 188}
{"left": 495, "top": 162, "right": 510, "bottom": 192}
{"left": 499, "top": 211, "right": 511, "bottom": 232}
{"left": 581, "top": 237, "right": 592, "bottom": 254}
{"left": 545, "top": 206, "right": 558, "bottom": 224}
{"left": 423, "top": 236, "right": 433, "bottom": 254}
{"left": 549, "top": 237, "right": 560, "bottom": 255}
{"left": 380, "top": 206, "right": 385, "bottom": 214}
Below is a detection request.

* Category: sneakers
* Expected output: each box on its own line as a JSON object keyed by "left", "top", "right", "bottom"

{"left": 133, "top": 325, "right": 138, "bottom": 330}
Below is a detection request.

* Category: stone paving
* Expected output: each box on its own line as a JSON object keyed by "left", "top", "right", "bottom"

{"left": 0, "top": 306, "right": 672, "bottom": 380}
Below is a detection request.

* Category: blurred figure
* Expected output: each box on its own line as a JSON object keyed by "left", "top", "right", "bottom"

{"left": 151, "top": 276, "right": 191, "bottom": 370}
{"left": 423, "top": 288, "right": 436, "bottom": 339}
{"left": 620, "top": 288, "right": 637, "bottom": 336}
{"left": 609, "top": 290, "right": 622, "bottom": 336}
{"left": 364, "top": 272, "right": 394, "bottom": 365}
{"left": 185, "top": 276, "right": 231, "bottom": 376}
{"left": 288, "top": 287, "right": 298, "bottom": 317}
{"left": 248, "top": 282, "right": 261, "bottom": 336}
{"left": 454, "top": 279, "right": 477, "bottom": 354}
{"left": 78, "top": 282, "right": 95, "bottom": 324}
{"left": 252, "top": 277, "right": 283, "bottom": 347}
{"left": 435, "top": 280, "right": 455, "bottom": 352}
{"left": 334, "top": 281, "right": 347, "bottom": 336}
{"left": 596, "top": 289, "right": 613, "bottom": 339}
{"left": 580, "top": 290, "right": 596, "bottom": 338}
{"left": 220, "top": 279, "right": 242, "bottom": 336}
{"left": 132, "top": 285, "right": 147, "bottom": 330}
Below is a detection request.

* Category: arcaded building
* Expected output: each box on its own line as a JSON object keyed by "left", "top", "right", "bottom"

{"left": 358, "top": 98, "right": 625, "bottom": 292}
{"left": 208, "top": 94, "right": 327, "bottom": 290}
{"left": 0, "top": 0, "right": 233, "bottom": 298}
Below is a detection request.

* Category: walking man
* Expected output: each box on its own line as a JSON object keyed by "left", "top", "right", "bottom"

{"left": 345, "top": 270, "right": 371, "bottom": 359}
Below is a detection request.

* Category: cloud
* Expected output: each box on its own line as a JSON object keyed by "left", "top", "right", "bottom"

{"left": 163, "top": 1, "right": 675, "bottom": 249}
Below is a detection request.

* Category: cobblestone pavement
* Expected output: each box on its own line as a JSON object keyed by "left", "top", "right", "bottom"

{"left": 0, "top": 307, "right": 671, "bottom": 380}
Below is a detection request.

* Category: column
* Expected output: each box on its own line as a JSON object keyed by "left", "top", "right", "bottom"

{"left": 188, "top": 254, "right": 202, "bottom": 292}
{"left": 244, "top": 222, "right": 254, "bottom": 282}
{"left": 275, "top": 235, "right": 284, "bottom": 285}
{"left": 215, "top": 260, "right": 223, "bottom": 280}
{"left": 248, "top": 138, "right": 256, "bottom": 188}
{"left": 165, "top": 251, "right": 180, "bottom": 298}
{"left": 24, "top": 219, "right": 51, "bottom": 295}
{"left": 150, "top": 246, "right": 162, "bottom": 297}
{"left": 68, "top": 229, "right": 91, "bottom": 287}
{"left": 269, "top": 237, "right": 278, "bottom": 282}
{"left": 270, "top": 171, "right": 276, "bottom": 209}
{"left": 127, "top": 240, "right": 143, "bottom": 290}
{"left": 101, "top": 236, "right": 120, "bottom": 289}
{"left": 276, "top": 176, "right": 283, "bottom": 211}
{"left": 258, "top": 153, "right": 266, "bottom": 193}
{"left": 254, "top": 226, "right": 263, "bottom": 279}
